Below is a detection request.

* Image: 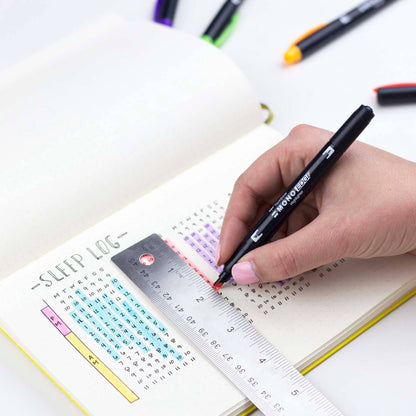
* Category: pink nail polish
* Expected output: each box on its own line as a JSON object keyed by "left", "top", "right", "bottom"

{"left": 231, "top": 262, "right": 259, "bottom": 285}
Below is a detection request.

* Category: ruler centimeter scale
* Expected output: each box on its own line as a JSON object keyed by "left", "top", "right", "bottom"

{"left": 112, "top": 234, "right": 343, "bottom": 416}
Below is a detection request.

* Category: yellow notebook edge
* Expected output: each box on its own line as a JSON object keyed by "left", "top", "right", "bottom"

{"left": 1, "top": 288, "right": 415, "bottom": 416}
{"left": 0, "top": 326, "right": 89, "bottom": 415}
{"left": 240, "top": 287, "right": 416, "bottom": 416}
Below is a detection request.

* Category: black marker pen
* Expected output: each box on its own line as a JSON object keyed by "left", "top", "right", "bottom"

{"left": 202, "top": 0, "right": 245, "bottom": 44}
{"left": 374, "top": 83, "right": 416, "bottom": 105}
{"left": 215, "top": 105, "right": 375, "bottom": 286}
{"left": 284, "top": 0, "right": 398, "bottom": 64}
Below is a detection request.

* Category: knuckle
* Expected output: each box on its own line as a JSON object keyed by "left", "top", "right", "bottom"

{"left": 274, "top": 140, "right": 298, "bottom": 166}
{"left": 288, "top": 124, "right": 310, "bottom": 139}
{"left": 232, "top": 173, "right": 246, "bottom": 192}
{"left": 271, "top": 245, "right": 299, "bottom": 280}
{"left": 233, "top": 170, "right": 258, "bottom": 201}
{"left": 288, "top": 124, "right": 332, "bottom": 148}
{"left": 327, "top": 215, "right": 356, "bottom": 258}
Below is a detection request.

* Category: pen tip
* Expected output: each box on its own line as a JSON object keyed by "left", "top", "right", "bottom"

{"left": 214, "top": 270, "right": 232, "bottom": 287}
{"left": 213, "top": 277, "right": 222, "bottom": 286}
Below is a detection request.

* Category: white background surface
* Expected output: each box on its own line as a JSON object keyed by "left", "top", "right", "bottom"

{"left": 1, "top": 0, "right": 415, "bottom": 415}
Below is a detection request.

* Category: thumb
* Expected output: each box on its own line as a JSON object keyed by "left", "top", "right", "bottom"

{"left": 231, "top": 217, "right": 345, "bottom": 284}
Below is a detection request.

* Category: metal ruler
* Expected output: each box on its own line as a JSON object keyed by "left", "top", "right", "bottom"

{"left": 112, "top": 234, "right": 343, "bottom": 416}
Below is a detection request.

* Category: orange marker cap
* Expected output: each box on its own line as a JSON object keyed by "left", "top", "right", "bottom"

{"left": 283, "top": 23, "right": 327, "bottom": 65}
{"left": 284, "top": 45, "right": 302, "bottom": 64}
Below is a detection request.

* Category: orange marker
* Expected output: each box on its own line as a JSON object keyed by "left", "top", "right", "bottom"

{"left": 284, "top": 0, "right": 397, "bottom": 65}
{"left": 284, "top": 23, "right": 327, "bottom": 64}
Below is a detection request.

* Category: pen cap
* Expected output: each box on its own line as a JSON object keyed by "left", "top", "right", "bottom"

{"left": 329, "top": 105, "right": 374, "bottom": 153}
{"left": 377, "top": 85, "right": 416, "bottom": 105}
{"left": 154, "top": 0, "right": 178, "bottom": 24}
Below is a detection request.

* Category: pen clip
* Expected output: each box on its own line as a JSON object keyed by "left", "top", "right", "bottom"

{"left": 214, "top": 12, "right": 241, "bottom": 47}
{"left": 290, "top": 23, "right": 327, "bottom": 46}
{"left": 374, "top": 83, "right": 416, "bottom": 92}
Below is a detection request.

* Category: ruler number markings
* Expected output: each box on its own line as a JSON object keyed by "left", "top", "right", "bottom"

{"left": 112, "top": 235, "right": 343, "bottom": 416}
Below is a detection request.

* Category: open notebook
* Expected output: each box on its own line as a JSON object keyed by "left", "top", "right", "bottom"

{"left": 1, "top": 16, "right": 416, "bottom": 416}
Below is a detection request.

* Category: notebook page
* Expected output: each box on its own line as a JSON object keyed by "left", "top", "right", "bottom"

{"left": 0, "top": 17, "right": 262, "bottom": 278}
{"left": 1, "top": 124, "right": 416, "bottom": 415}
{"left": 0, "top": 125, "right": 277, "bottom": 416}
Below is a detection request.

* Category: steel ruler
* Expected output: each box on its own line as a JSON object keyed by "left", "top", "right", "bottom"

{"left": 112, "top": 234, "right": 343, "bottom": 416}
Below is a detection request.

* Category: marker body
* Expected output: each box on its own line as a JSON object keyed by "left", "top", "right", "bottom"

{"left": 376, "top": 84, "right": 416, "bottom": 105}
{"left": 203, "top": 0, "right": 244, "bottom": 41}
{"left": 285, "top": 0, "right": 397, "bottom": 64}
{"left": 215, "top": 105, "right": 375, "bottom": 285}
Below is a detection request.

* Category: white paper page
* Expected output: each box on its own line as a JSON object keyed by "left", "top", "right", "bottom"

{"left": 0, "top": 16, "right": 262, "bottom": 278}
{"left": 1, "top": 124, "right": 416, "bottom": 415}
{"left": 0, "top": 125, "right": 277, "bottom": 416}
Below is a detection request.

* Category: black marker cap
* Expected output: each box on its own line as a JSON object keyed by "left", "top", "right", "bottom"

{"left": 376, "top": 85, "right": 416, "bottom": 105}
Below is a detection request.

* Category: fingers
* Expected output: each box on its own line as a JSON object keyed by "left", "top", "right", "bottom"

{"left": 218, "top": 125, "right": 332, "bottom": 266}
{"left": 217, "top": 144, "right": 285, "bottom": 265}
{"left": 231, "top": 215, "right": 346, "bottom": 284}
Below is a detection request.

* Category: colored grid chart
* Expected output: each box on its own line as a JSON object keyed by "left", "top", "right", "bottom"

{"left": 42, "top": 305, "right": 139, "bottom": 403}
{"left": 42, "top": 269, "right": 194, "bottom": 401}
{"left": 184, "top": 223, "right": 223, "bottom": 274}
{"left": 72, "top": 279, "right": 183, "bottom": 362}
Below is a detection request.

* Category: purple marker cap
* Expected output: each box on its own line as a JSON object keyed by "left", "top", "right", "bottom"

{"left": 158, "top": 18, "right": 173, "bottom": 27}
{"left": 153, "top": 0, "right": 177, "bottom": 27}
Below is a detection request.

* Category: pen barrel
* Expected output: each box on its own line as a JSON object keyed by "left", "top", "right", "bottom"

{"left": 203, "top": 0, "right": 244, "bottom": 39}
{"left": 342, "top": 0, "right": 393, "bottom": 25}
{"left": 165, "top": 0, "right": 178, "bottom": 21}
{"left": 166, "top": 0, "right": 179, "bottom": 17}
{"left": 297, "top": 0, "right": 394, "bottom": 57}
{"left": 221, "top": 105, "right": 374, "bottom": 280}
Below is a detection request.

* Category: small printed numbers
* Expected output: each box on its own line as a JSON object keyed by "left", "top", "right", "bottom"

{"left": 47, "top": 267, "right": 198, "bottom": 398}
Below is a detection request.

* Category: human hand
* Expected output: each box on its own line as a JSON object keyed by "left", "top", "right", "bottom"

{"left": 217, "top": 125, "right": 416, "bottom": 285}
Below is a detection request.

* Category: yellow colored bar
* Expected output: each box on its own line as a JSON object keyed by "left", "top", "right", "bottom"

{"left": 66, "top": 332, "right": 138, "bottom": 403}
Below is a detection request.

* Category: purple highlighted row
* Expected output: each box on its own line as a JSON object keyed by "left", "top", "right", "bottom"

{"left": 186, "top": 224, "right": 290, "bottom": 287}
{"left": 191, "top": 232, "right": 216, "bottom": 258}
{"left": 184, "top": 223, "right": 223, "bottom": 273}
{"left": 204, "top": 223, "right": 220, "bottom": 240}
{"left": 203, "top": 232, "right": 217, "bottom": 249}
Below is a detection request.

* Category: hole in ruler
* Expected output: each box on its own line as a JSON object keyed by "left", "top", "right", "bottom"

{"left": 139, "top": 253, "right": 155, "bottom": 266}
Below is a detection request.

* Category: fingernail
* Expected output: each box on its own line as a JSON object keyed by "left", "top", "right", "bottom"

{"left": 231, "top": 261, "right": 259, "bottom": 285}
{"left": 215, "top": 243, "right": 221, "bottom": 265}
